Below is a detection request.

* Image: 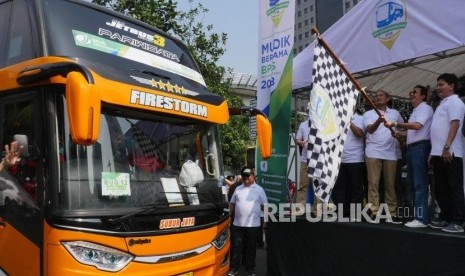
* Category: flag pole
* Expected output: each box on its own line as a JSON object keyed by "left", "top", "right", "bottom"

{"left": 310, "top": 27, "right": 395, "bottom": 134}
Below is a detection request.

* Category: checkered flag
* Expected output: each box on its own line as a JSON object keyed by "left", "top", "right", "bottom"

{"left": 129, "top": 123, "right": 157, "bottom": 160}
{"left": 307, "top": 41, "right": 359, "bottom": 203}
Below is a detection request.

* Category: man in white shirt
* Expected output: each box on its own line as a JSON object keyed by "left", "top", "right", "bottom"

{"left": 296, "top": 112, "right": 310, "bottom": 204}
{"left": 364, "top": 90, "right": 403, "bottom": 222}
{"left": 428, "top": 73, "right": 465, "bottom": 233}
{"left": 332, "top": 111, "right": 366, "bottom": 217}
{"left": 228, "top": 167, "right": 268, "bottom": 276}
{"left": 385, "top": 85, "right": 433, "bottom": 227}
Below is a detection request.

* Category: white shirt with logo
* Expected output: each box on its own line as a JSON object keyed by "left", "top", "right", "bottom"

{"left": 230, "top": 183, "right": 268, "bottom": 227}
{"left": 364, "top": 107, "right": 403, "bottom": 161}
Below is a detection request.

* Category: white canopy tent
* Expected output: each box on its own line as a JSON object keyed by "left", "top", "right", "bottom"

{"left": 292, "top": 0, "right": 465, "bottom": 99}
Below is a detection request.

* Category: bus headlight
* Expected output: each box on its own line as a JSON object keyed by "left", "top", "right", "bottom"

{"left": 212, "top": 228, "right": 229, "bottom": 250}
{"left": 62, "top": 241, "right": 133, "bottom": 272}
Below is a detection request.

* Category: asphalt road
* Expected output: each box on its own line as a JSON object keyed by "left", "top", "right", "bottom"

{"left": 233, "top": 246, "right": 267, "bottom": 276}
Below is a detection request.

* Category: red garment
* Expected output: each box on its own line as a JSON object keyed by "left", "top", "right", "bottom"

{"left": 132, "top": 156, "right": 165, "bottom": 173}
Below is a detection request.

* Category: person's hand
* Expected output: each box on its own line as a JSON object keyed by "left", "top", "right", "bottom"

{"left": 442, "top": 149, "right": 453, "bottom": 163}
{"left": 4, "top": 141, "right": 23, "bottom": 167}
{"left": 392, "top": 130, "right": 401, "bottom": 139}
{"left": 384, "top": 120, "right": 394, "bottom": 128}
{"left": 377, "top": 115, "right": 385, "bottom": 123}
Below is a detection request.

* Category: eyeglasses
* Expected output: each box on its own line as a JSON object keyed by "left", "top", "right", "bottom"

{"left": 241, "top": 174, "right": 252, "bottom": 179}
{"left": 409, "top": 90, "right": 419, "bottom": 95}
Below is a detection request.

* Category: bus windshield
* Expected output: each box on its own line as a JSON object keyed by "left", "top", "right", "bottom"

{"left": 56, "top": 95, "right": 223, "bottom": 215}
{"left": 42, "top": 0, "right": 207, "bottom": 92}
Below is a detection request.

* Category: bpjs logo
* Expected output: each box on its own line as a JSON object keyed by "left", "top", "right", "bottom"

{"left": 372, "top": 0, "right": 408, "bottom": 49}
{"left": 266, "top": 0, "right": 290, "bottom": 28}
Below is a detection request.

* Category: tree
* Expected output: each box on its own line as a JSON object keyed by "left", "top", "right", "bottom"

{"left": 92, "top": 0, "right": 251, "bottom": 171}
{"left": 92, "top": 0, "right": 180, "bottom": 33}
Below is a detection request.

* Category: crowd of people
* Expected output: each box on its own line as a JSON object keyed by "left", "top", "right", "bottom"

{"left": 298, "top": 73, "right": 465, "bottom": 233}
{"left": 224, "top": 73, "right": 465, "bottom": 275}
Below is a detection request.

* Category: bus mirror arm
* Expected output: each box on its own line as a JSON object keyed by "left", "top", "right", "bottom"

{"left": 228, "top": 107, "right": 266, "bottom": 117}
{"left": 228, "top": 107, "right": 272, "bottom": 160}
{"left": 17, "top": 62, "right": 100, "bottom": 146}
{"left": 17, "top": 62, "right": 94, "bottom": 85}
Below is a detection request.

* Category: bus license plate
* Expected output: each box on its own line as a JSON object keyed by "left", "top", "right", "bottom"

{"left": 177, "top": 272, "right": 193, "bottom": 276}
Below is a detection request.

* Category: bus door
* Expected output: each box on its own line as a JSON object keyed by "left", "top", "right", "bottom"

{"left": 0, "top": 91, "right": 43, "bottom": 276}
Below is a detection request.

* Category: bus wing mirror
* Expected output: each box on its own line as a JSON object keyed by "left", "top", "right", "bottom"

{"left": 256, "top": 114, "right": 272, "bottom": 160}
{"left": 66, "top": 72, "right": 101, "bottom": 145}
{"left": 228, "top": 107, "right": 272, "bottom": 159}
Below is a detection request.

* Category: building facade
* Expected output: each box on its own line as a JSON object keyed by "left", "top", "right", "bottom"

{"left": 227, "top": 1, "right": 364, "bottom": 115}
{"left": 294, "top": 0, "right": 361, "bottom": 56}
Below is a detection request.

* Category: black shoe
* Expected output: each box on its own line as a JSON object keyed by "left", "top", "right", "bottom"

{"left": 246, "top": 270, "right": 256, "bottom": 276}
{"left": 428, "top": 219, "right": 448, "bottom": 229}
{"left": 227, "top": 269, "right": 239, "bottom": 276}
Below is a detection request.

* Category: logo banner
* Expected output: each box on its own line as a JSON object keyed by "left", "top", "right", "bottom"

{"left": 257, "top": 0, "right": 294, "bottom": 204}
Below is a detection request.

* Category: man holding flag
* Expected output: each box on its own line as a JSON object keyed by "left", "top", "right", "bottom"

{"left": 363, "top": 90, "right": 403, "bottom": 222}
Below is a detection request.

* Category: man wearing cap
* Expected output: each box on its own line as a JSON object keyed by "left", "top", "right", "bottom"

{"left": 228, "top": 166, "right": 268, "bottom": 276}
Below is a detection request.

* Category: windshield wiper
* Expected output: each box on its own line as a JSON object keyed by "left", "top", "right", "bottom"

{"left": 162, "top": 191, "right": 199, "bottom": 194}
{"left": 107, "top": 189, "right": 202, "bottom": 225}
{"left": 131, "top": 69, "right": 171, "bottom": 80}
{"left": 107, "top": 203, "right": 170, "bottom": 225}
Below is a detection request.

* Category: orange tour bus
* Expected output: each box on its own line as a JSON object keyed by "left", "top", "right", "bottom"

{"left": 0, "top": 0, "right": 272, "bottom": 275}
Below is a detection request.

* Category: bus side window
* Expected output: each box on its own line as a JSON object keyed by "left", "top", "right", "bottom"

{"left": 6, "top": 0, "right": 35, "bottom": 66}
{"left": 1, "top": 100, "right": 39, "bottom": 204}
{"left": 0, "top": 1, "right": 12, "bottom": 67}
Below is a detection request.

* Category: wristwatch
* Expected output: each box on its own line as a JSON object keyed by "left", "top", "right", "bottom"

{"left": 444, "top": 144, "right": 450, "bottom": 151}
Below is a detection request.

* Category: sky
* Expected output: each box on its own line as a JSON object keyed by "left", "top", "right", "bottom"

{"left": 176, "top": 0, "right": 258, "bottom": 75}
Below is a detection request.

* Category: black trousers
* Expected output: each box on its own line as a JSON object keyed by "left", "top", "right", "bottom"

{"left": 332, "top": 162, "right": 365, "bottom": 214}
{"left": 431, "top": 156, "right": 465, "bottom": 223}
{"left": 230, "top": 225, "right": 260, "bottom": 272}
